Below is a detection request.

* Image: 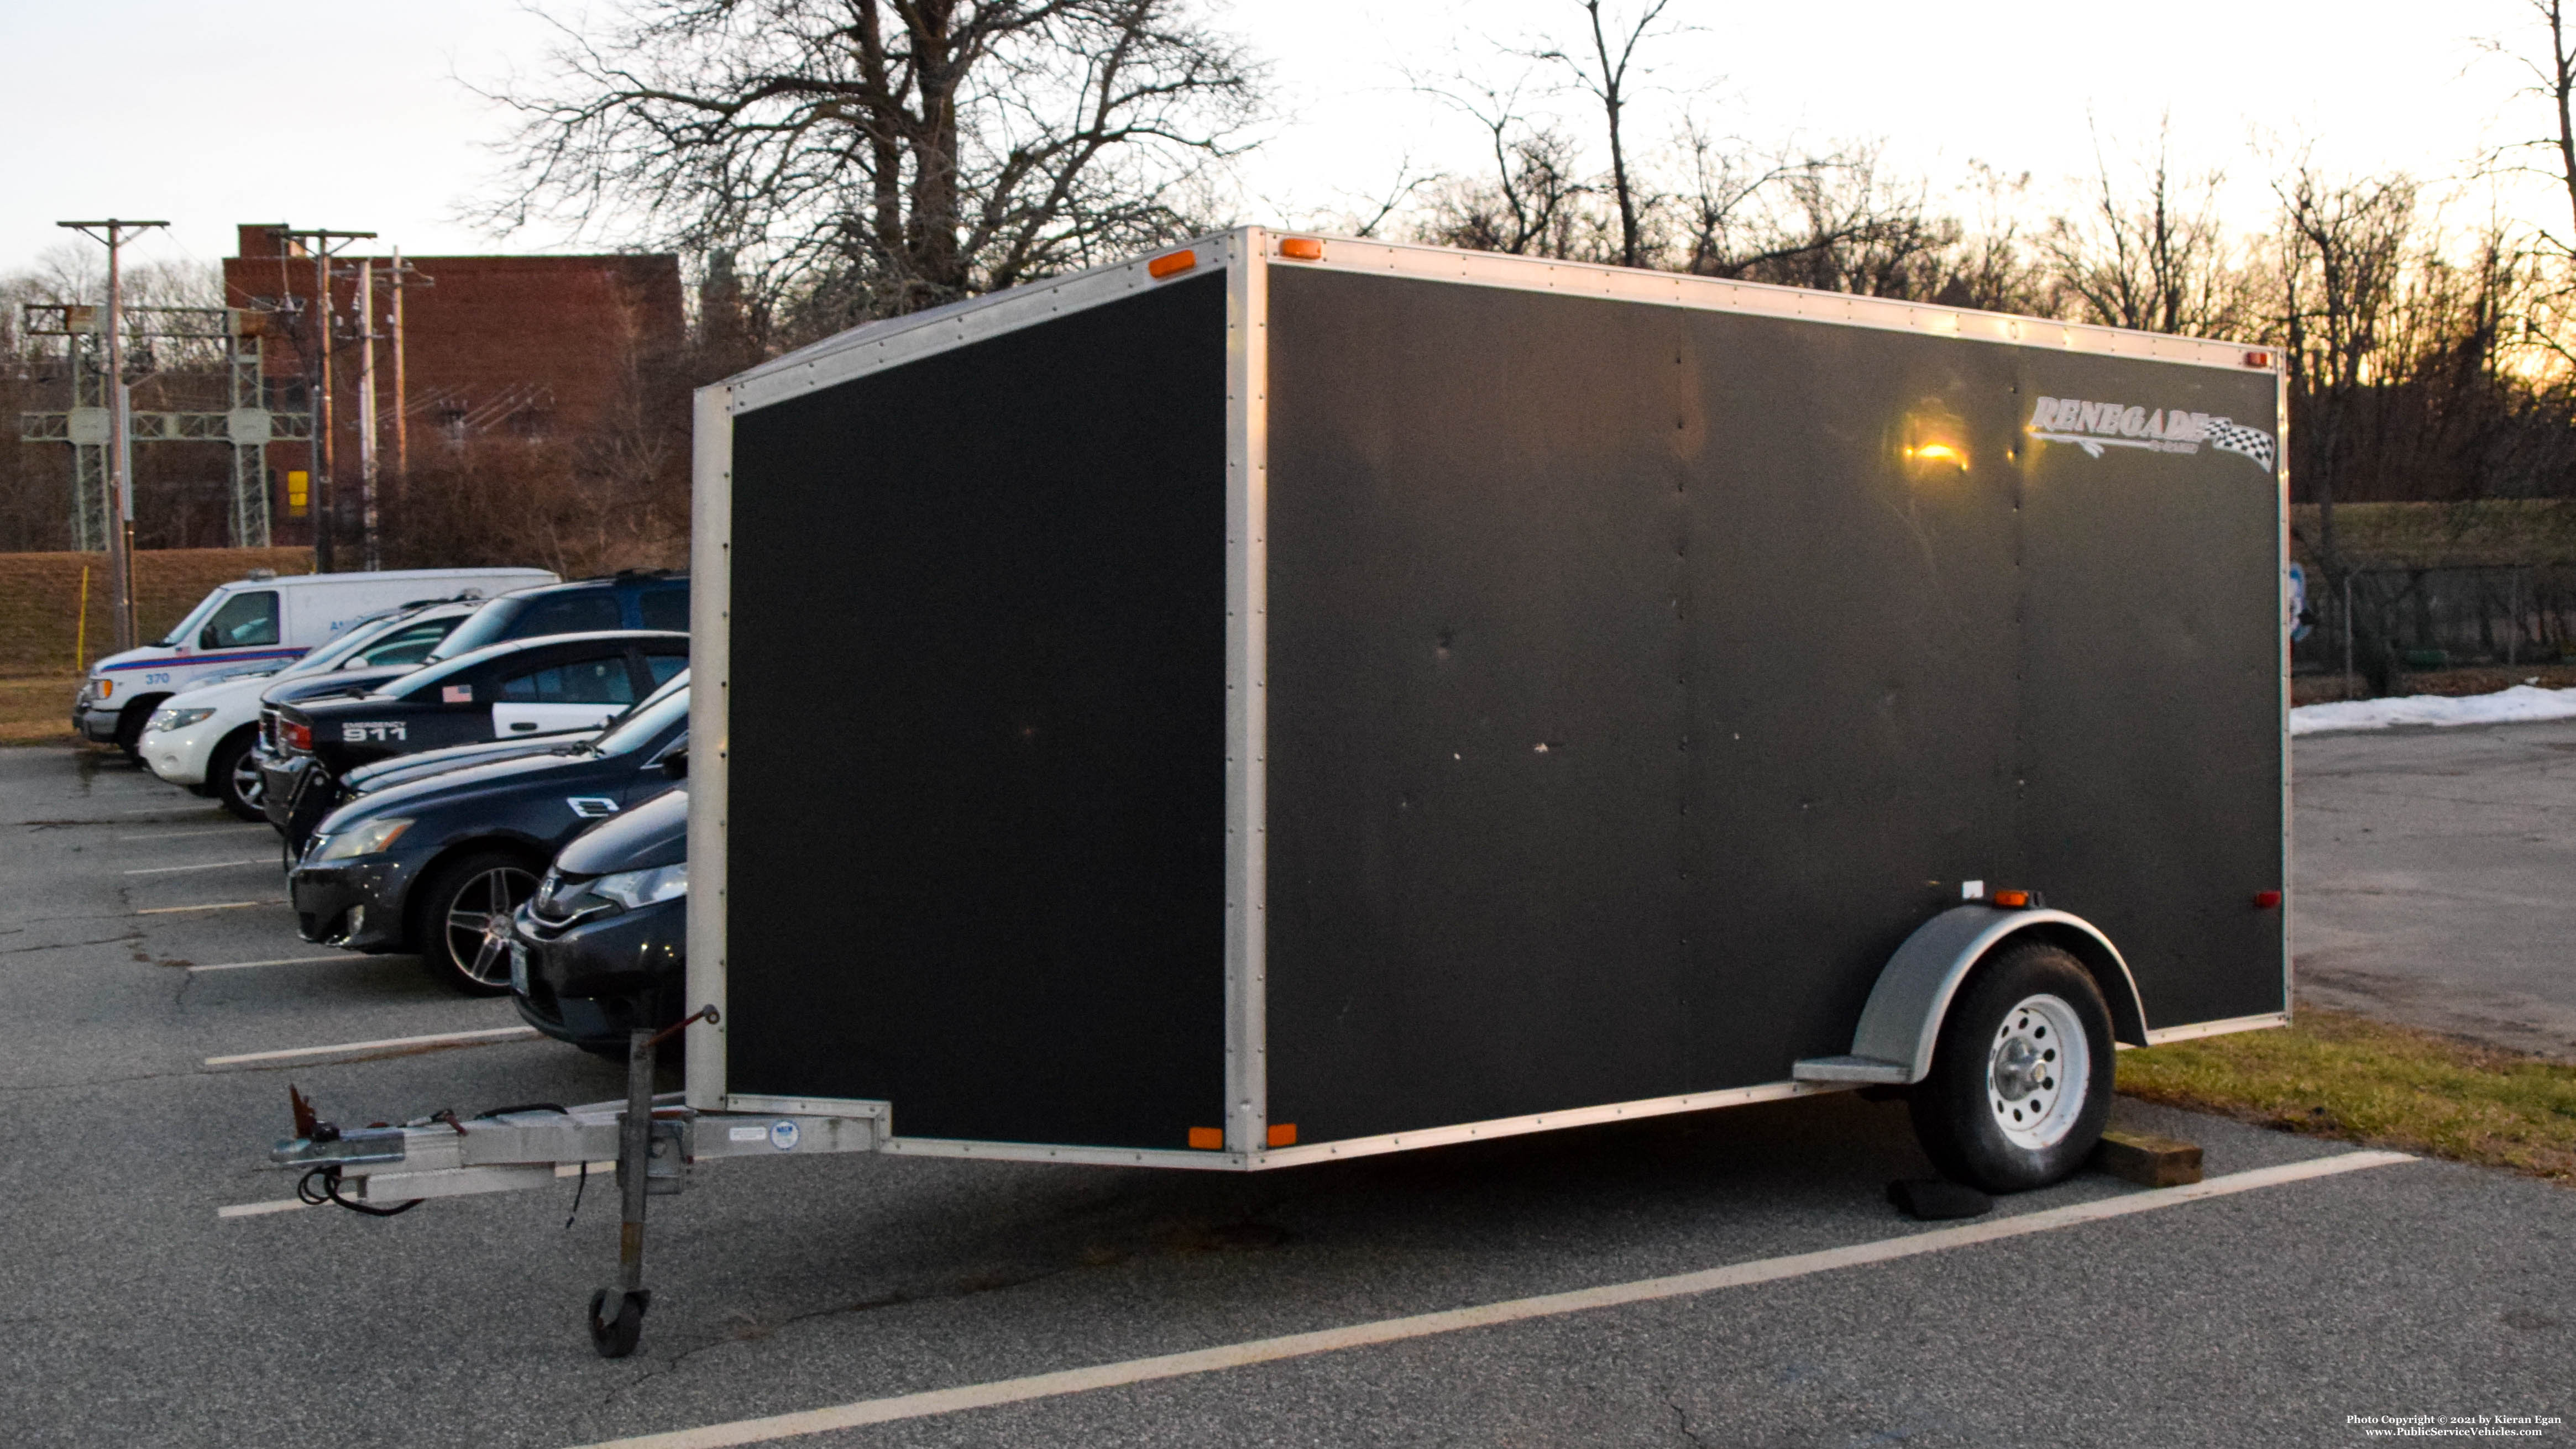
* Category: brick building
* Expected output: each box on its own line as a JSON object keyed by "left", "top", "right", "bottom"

{"left": 223, "top": 224, "right": 684, "bottom": 543}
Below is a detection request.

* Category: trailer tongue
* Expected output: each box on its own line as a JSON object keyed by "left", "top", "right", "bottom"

{"left": 271, "top": 1012, "right": 878, "bottom": 1357}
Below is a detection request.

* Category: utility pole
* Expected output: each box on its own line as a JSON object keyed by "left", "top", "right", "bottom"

{"left": 279, "top": 228, "right": 375, "bottom": 573}
{"left": 386, "top": 248, "right": 424, "bottom": 485}
{"left": 354, "top": 256, "right": 380, "bottom": 570}
{"left": 57, "top": 218, "right": 168, "bottom": 654}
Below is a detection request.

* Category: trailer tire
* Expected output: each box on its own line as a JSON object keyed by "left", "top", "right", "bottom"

{"left": 1908, "top": 941, "right": 2113, "bottom": 1193}
{"left": 589, "top": 1287, "right": 650, "bottom": 1358}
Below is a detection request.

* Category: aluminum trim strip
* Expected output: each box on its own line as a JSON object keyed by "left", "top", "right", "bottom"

{"left": 726, "top": 234, "right": 1235, "bottom": 415}
{"left": 723, "top": 1095, "right": 889, "bottom": 1120}
{"left": 720, "top": 225, "right": 2274, "bottom": 418}
{"left": 2276, "top": 361, "right": 2295, "bottom": 1020}
{"left": 876, "top": 1079, "right": 1866, "bottom": 1172}
{"left": 1223, "top": 228, "right": 1273, "bottom": 1154}
{"left": 880, "top": 1137, "right": 1250, "bottom": 1170}
{"left": 1289, "top": 234, "right": 2266, "bottom": 371}
{"left": 686, "top": 382, "right": 734, "bottom": 1111}
{"left": 2139, "top": 1012, "right": 2289, "bottom": 1047}
{"left": 1248, "top": 1079, "right": 1854, "bottom": 1170}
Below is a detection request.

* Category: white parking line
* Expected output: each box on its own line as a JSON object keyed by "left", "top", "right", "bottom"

{"left": 570, "top": 1150, "right": 2417, "bottom": 1449}
{"left": 123, "top": 858, "right": 273, "bottom": 875}
{"left": 119, "top": 826, "right": 254, "bottom": 842}
{"left": 204, "top": 1025, "right": 541, "bottom": 1067}
{"left": 187, "top": 954, "right": 369, "bottom": 974}
{"left": 135, "top": 900, "right": 281, "bottom": 915}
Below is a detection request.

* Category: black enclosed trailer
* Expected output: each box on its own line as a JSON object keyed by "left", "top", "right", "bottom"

{"left": 682, "top": 228, "right": 2289, "bottom": 1188}
{"left": 269, "top": 230, "right": 2287, "bottom": 1355}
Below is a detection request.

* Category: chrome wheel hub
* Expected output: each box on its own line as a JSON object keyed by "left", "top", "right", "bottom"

{"left": 1986, "top": 993, "right": 2090, "bottom": 1151}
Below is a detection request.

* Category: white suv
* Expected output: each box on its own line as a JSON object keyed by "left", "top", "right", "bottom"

{"left": 140, "top": 602, "right": 480, "bottom": 819}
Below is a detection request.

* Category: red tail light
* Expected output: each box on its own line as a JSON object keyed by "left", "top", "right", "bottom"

{"left": 2253, "top": 890, "right": 2282, "bottom": 910}
{"left": 282, "top": 719, "right": 312, "bottom": 753}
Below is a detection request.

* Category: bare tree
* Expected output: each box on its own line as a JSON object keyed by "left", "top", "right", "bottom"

{"left": 2478, "top": 0, "right": 2576, "bottom": 256}
{"left": 1413, "top": 77, "right": 1599, "bottom": 258}
{"left": 2042, "top": 120, "right": 2247, "bottom": 337}
{"left": 2276, "top": 162, "right": 2417, "bottom": 585}
{"left": 1676, "top": 140, "right": 1962, "bottom": 300}
{"left": 1931, "top": 161, "right": 2055, "bottom": 315}
{"left": 1528, "top": 0, "right": 1677, "bottom": 269}
{"left": 484, "top": 0, "right": 1265, "bottom": 324}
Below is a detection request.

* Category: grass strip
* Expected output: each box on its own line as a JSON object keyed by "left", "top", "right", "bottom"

{"left": 2119, "top": 1007, "right": 2576, "bottom": 1182}
{"left": 0, "top": 674, "right": 80, "bottom": 746}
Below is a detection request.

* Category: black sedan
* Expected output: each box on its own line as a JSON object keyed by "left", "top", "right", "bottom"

{"left": 506, "top": 786, "right": 687, "bottom": 1056}
{"left": 289, "top": 674, "right": 690, "bottom": 993}
{"left": 271, "top": 630, "right": 685, "bottom": 851}
{"left": 339, "top": 728, "right": 603, "bottom": 796}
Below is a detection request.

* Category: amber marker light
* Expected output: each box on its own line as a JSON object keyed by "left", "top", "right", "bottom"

{"left": 1908, "top": 442, "right": 1967, "bottom": 469}
{"left": 1148, "top": 249, "right": 1198, "bottom": 279}
{"left": 1278, "top": 237, "right": 1325, "bottom": 261}
{"left": 1266, "top": 1123, "right": 1299, "bottom": 1147}
{"left": 1187, "top": 1126, "right": 1224, "bottom": 1149}
{"left": 1991, "top": 889, "right": 2031, "bottom": 909}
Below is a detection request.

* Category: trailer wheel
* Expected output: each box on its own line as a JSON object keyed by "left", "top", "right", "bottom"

{"left": 1908, "top": 942, "right": 2113, "bottom": 1193}
{"left": 589, "top": 1287, "right": 650, "bottom": 1358}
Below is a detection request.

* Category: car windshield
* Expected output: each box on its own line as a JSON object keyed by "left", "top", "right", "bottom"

{"left": 274, "top": 610, "right": 414, "bottom": 678}
{"left": 155, "top": 591, "right": 228, "bottom": 648}
{"left": 426, "top": 594, "right": 532, "bottom": 661}
{"left": 590, "top": 673, "right": 689, "bottom": 756}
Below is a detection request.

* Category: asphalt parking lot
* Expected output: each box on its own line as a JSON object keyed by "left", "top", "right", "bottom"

{"left": 2294, "top": 718, "right": 2576, "bottom": 1060}
{"left": 3, "top": 742, "right": 2570, "bottom": 1448}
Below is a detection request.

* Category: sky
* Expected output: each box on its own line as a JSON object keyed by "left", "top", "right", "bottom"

{"left": 0, "top": 0, "right": 2562, "bottom": 282}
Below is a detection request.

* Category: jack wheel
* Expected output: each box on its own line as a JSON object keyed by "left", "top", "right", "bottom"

{"left": 588, "top": 1287, "right": 651, "bottom": 1358}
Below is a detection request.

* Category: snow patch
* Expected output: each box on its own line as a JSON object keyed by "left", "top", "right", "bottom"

{"left": 2290, "top": 684, "right": 2576, "bottom": 736}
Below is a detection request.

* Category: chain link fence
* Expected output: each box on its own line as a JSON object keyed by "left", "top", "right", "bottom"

{"left": 2294, "top": 564, "right": 2576, "bottom": 684}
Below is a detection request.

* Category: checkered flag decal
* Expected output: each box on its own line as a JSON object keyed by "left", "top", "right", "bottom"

{"left": 2205, "top": 418, "right": 2276, "bottom": 473}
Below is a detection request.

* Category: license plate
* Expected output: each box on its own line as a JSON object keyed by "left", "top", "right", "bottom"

{"left": 509, "top": 941, "right": 530, "bottom": 995}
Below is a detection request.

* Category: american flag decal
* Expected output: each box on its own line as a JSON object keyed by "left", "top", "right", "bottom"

{"left": 2204, "top": 419, "right": 2276, "bottom": 473}
{"left": 443, "top": 685, "right": 472, "bottom": 703}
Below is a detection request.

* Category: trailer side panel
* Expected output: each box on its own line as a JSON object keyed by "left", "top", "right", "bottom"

{"left": 1263, "top": 268, "right": 1694, "bottom": 1142}
{"left": 2010, "top": 350, "right": 2285, "bottom": 1028}
{"left": 1264, "top": 265, "right": 2284, "bottom": 1144}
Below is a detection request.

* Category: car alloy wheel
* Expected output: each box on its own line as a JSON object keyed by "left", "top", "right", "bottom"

{"left": 440, "top": 863, "right": 537, "bottom": 993}
{"left": 211, "top": 729, "right": 267, "bottom": 822}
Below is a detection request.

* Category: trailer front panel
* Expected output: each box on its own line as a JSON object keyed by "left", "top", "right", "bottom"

{"left": 721, "top": 271, "right": 1232, "bottom": 1151}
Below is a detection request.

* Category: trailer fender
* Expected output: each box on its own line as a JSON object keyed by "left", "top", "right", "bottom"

{"left": 1793, "top": 906, "right": 2149, "bottom": 1085}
